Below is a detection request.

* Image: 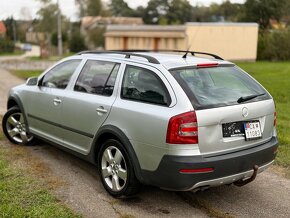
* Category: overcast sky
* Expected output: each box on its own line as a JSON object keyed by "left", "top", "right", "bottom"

{"left": 0, "top": 0, "right": 245, "bottom": 21}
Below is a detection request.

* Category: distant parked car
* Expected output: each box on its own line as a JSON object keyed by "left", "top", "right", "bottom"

{"left": 22, "top": 43, "right": 32, "bottom": 51}
{"left": 2, "top": 50, "right": 278, "bottom": 198}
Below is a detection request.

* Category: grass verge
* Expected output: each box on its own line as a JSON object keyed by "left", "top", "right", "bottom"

{"left": 0, "top": 116, "right": 80, "bottom": 217}
{"left": 0, "top": 51, "right": 24, "bottom": 56}
{"left": 26, "top": 53, "right": 75, "bottom": 61}
{"left": 237, "top": 62, "right": 290, "bottom": 169}
{"left": 10, "top": 70, "right": 43, "bottom": 80}
{"left": 0, "top": 145, "right": 81, "bottom": 217}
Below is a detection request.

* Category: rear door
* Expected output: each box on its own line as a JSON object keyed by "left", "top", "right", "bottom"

{"left": 170, "top": 65, "right": 275, "bottom": 155}
{"left": 60, "top": 59, "right": 122, "bottom": 154}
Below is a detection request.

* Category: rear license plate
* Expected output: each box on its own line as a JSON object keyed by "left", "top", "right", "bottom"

{"left": 244, "top": 121, "right": 262, "bottom": 140}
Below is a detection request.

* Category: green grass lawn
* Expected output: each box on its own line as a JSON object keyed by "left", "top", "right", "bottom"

{"left": 27, "top": 53, "right": 75, "bottom": 61}
{"left": 0, "top": 151, "right": 80, "bottom": 217}
{"left": 0, "top": 50, "right": 24, "bottom": 56}
{"left": 10, "top": 70, "right": 43, "bottom": 80}
{"left": 9, "top": 62, "right": 290, "bottom": 168}
{"left": 237, "top": 62, "right": 290, "bottom": 168}
{"left": 0, "top": 121, "right": 80, "bottom": 217}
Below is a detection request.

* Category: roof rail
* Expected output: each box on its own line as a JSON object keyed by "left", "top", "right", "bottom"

{"left": 114, "top": 49, "right": 223, "bottom": 60}
{"left": 77, "top": 50, "right": 160, "bottom": 64}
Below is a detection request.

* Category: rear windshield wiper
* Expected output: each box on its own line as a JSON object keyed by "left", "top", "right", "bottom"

{"left": 237, "top": 93, "right": 266, "bottom": 103}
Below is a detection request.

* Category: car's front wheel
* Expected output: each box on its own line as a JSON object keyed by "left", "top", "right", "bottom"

{"left": 98, "top": 139, "right": 141, "bottom": 198}
{"left": 2, "top": 106, "right": 35, "bottom": 145}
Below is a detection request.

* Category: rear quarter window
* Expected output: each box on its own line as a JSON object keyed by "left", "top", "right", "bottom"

{"left": 121, "top": 65, "right": 171, "bottom": 106}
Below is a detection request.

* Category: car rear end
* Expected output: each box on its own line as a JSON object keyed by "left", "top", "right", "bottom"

{"left": 143, "top": 61, "right": 278, "bottom": 191}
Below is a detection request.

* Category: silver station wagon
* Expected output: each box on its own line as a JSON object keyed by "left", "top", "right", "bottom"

{"left": 2, "top": 50, "right": 278, "bottom": 197}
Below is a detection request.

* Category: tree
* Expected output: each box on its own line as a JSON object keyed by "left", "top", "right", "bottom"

{"left": 143, "top": 0, "right": 170, "bottom": 24}
{"left": 243, "top": 0, "right": 290, "bottom": 29}
{"left": 51, "top": 32, "right": 68, "bottom": 46}
{"left": 109, "top": 0, "right": 135, "bottom": 17}
{"left": 3, "top": 17, "right": 16, "bottom": 41}
{"left": 36, "top": 2, "right": 58, "bottom": 32}
{"left": 0, "top": 39, "right": 14, "bottom": 53}
{"left": 209, "top": 1, "right": 244, "bottom": 22}
{"left": 88, "top": 27, "right": 106, "bottom": 48}
{"left": 142, "top": 0, "right": 193, "bottom": 25}
{"left": 135, "top": 6, "right": 146, "bottom": 18}
{"left": 69, "top": 33, "right": 87, "bottom": 52}
{"left": 167, "top": 0, "right": 193, "bottom": 24}
{"left": 75, "top": 0, "right": 103, "bottom": 17}
{"left": 20, "top": 7, "right": 32, "bottom": 20}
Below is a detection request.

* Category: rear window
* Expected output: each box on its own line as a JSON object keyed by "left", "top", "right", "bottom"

{"left": 170, "top": 66, "right": 270, "bottom": 109}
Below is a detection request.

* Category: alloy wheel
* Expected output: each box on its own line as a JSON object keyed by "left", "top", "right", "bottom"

{"left": 5, "top": 112, "right": 33, "bottom": 144}
{"left": 101, "top": 146, "right": 128, "bottom": 192}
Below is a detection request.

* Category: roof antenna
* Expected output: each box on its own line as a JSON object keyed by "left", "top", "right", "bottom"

{"left": 182, "top": 46, "right": 191, "bottom": 59}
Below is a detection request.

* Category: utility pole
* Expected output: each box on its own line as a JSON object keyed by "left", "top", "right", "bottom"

{"left": 57, "top": 0, "right": 63, "bottom": 56}
{"left": 12, "top": 18, "right": 17, "bottom": 43}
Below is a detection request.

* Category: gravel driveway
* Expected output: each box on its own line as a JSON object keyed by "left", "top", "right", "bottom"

{"left": 0, "top": 67, "right": 289, "bottom": 218}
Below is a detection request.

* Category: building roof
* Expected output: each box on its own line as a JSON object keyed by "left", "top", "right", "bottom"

{"left": 105, "top": 22, "right": 258, "bottom": 32}
{"left": 106, "top": 25, "right": 186, "bottom": 32}
{"left": 81, "top": 16, "right": 143, "bottom": 30}
{"left": 0, "top": 21, "right": 7, "bottom": 34}
{"left": 186, "top": 22, "right": 259, "bottom": 27}
{"left": 105, "top": 25, "right": 186, "bottom": 38}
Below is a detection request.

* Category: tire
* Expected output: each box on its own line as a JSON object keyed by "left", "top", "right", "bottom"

{"left": 98, "top": 139, "right": 141, "bottom": 198}
{"left": 2, "top": 106, "right": 35, "bottom": 145}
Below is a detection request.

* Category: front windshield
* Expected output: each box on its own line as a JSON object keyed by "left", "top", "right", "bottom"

{"left": 170, "top": 66, "right": 269, "bottom": 109}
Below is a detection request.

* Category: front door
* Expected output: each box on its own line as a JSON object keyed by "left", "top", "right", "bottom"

{"left": 26, "top": 59, "right": 82, "bottom": 143}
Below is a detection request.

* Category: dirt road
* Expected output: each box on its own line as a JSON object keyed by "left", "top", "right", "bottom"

{"left": 0, "top": 68, "right": 24, "bottom": 114}
{"left": 0, "top": 67, "right": 289, "bottom": 218}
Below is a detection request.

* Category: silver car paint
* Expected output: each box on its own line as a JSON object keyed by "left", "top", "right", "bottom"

{"left": 8, "top": 53, "right": 276, "bottom": 172}
{"left": 103, "top": 62, "right": 199, "bottom": 171}
{"left": 197, "top": 99, "right": 275, "bottom": 155}
{"left": 59, "top": 60, "right": 124, "bottom": 154}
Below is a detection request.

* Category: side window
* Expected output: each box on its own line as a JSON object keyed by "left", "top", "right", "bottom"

{"left": 41, "top": 60, "right": 81, "bottom": 89}
{"left": 74, "top": 60, "right": 120, "bottom": 96}
{"left": 121, "top": 65, "right": 170, "bottom": 106}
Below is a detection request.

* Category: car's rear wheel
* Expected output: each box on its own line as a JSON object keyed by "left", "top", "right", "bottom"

{"left": 98, "top": 139, "right": 141, "bottom": 198}
{"left": 2, "top": 107, "right": 34, "bottom": 145}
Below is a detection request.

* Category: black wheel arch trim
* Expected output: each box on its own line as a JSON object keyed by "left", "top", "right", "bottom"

{"left": 7, "top": 95, "right": 30, "bottom": 134}
{"left": 90, "top": 124, "right": 145, "bottom": 183}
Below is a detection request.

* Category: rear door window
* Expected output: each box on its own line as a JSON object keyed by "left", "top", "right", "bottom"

{"left": 170, "top": 66, "right": 270, "bottom": 109}
{"left": 121, "top": 65, "right": 170, "bottom": 106}
{"left": 74, "top": 60, "right": 120, "bottom": 96}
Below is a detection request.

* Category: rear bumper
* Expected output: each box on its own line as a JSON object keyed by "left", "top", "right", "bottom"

{"left": 141, "top": 137, "right": 278, "bottom": 191}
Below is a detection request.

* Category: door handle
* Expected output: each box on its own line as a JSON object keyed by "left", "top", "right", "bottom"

{"left": 96, "top": 107, "right": 107, "bottom": 114}
{"left": 53, "top": 98, "right": 62, "bottom": 105}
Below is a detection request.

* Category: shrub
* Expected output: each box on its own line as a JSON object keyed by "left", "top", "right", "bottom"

{"left": 258, "top": 29, "right": 290, "bottom": 61}
{"left": 50, "top": 32, "right": 68, "bottom": 47}
{"left": 0, "top": 39, "right": 14, "bottom": 53}
{"left": 69, "top": 33, "right": 87, "bottom": 53}
{"left": 88, "top": 27, "right": 105, "bottom": 48}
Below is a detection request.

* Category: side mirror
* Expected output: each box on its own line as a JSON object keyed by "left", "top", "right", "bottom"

{"left": 26, "top": 77, "right": 39, "bottom": 86}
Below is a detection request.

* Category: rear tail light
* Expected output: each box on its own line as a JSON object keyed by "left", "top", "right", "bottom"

{"left": 166, "top": 111, "right": 198, "bottom": 144}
